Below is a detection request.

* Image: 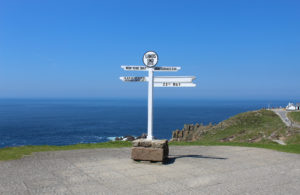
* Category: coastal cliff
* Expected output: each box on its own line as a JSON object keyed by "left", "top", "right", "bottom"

{"left": 172, "top": 110, "right": 300, "bottom": 144}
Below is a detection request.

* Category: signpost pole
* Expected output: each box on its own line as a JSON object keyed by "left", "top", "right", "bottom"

{"left": 147, "top": 67, "right": 154, "bottom": 140}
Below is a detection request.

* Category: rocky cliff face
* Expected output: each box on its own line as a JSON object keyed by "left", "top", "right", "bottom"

{"left": 172, "top": 123, "right": 219, "bottom": 141}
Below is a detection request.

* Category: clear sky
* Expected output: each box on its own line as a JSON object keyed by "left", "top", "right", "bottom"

{"left": 0, "top": 0, "right": 299, "bottom": 100}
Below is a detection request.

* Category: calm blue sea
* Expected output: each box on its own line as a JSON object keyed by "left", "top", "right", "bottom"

{"left": 0, "top": 99, "right": 289, "bottom": 148}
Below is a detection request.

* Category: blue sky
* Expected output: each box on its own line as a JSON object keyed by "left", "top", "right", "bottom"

{"left": 0, "top": 0, "right": 299, "bottom": 100}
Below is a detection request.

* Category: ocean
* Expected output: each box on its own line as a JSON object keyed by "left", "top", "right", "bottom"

{"left": 0, "top": 99, "right": 289, "bottom": 148}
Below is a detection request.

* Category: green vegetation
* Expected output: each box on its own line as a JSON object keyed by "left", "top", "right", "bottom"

{"left": 199, "top": 110, "right": 290, "bottom": 143}
{"left": 171, "top": 109, "right": 300, "bottom": 154}
{"left": 0, "top": 141, "right": 131, "bottom": 161}
{"left": 174, "top": 110, "right": 299, "bottom": 144}
{"left": 287, "top": 112, "right": 300, "bottom": 123}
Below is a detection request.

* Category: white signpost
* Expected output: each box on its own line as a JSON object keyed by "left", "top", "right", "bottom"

{"left": 120, "top": 51, "right": 196, "bottom": 140}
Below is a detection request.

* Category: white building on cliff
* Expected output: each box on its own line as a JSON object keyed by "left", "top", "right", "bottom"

{"left": 286, "top": 103, "right": 296, "bottom": 111}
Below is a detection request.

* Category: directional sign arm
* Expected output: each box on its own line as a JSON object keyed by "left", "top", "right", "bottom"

{"left": 154, "top": 82, "right": 196, "bottom": 87}
{"left": 120, "top": 76, "right": 148, "bottom": 82}
{"left": 154, "top": 76, "right": 195, "bottom": 83}
{"left": 153, "top": 67, "right": 181, "bottom": 71}
{"left": 121, "top": 66, "right": 148, "bottom": 71}
{"left": 121, "top": 66, "right": 181, "bottom": 72}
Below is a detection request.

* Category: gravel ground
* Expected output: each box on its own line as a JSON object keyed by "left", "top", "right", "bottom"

{"left": 1, "top": 146, "right": 300, "bottom": 195}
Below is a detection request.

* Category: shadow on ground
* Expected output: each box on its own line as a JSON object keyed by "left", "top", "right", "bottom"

{"left": 165, "top": 154, "right": 227, "bottom": 165}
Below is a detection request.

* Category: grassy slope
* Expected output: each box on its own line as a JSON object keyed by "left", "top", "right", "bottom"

{"left": 194, "top": 110, "right": 298, "bottom": 143}
{"left": 171, "top": 109, "right": 300, "bottom": 154}
{"left": 288, "top": 112, "right": 300, "bottom": 123}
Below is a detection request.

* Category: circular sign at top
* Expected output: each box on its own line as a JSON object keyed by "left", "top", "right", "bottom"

{"left": 143, "top": 51, "right": 158, "bottom": 67}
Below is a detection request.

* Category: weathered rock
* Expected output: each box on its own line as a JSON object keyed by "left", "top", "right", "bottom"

{"left": 131, "top": 147, "right": 165, "bottom": 161}
{"left": 136, "top": 133, "right": 147, "bottom": 139}
{"left": 133, "top": 139, "right": 152, "bottom": 147}
{"left": 115, "top": 134, "right": 149, "bottom": 141}
{"left": 171, "top": 122, "right": 218, "bottom": 141}
{"left": 124, "top": 135, "right": 135, "bottom": 141}
{"left": 133, "top": 139, "right": 168, "bottom": 148}
{"left": 131, "top": 139, "right": 168, "bottom": 162}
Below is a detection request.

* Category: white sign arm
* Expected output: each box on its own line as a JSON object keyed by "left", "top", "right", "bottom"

{"left": 154, "top": 82, "right": 196, "bottom": 87}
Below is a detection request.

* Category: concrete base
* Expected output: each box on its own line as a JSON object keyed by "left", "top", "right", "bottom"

{"left": 131, "top": 139, "right": 168, "bottom": 162}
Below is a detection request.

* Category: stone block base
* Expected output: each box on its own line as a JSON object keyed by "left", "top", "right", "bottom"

{"left": 131, "top": 139, "right": 168, "bottom": 162}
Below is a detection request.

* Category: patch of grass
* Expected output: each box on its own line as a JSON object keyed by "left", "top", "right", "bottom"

{"left": 170, "top": 110, "right": 300, "bottom": 154}
{"left": 288, "top": 112, "right": 300, "bottom": 123}
{"left": 0, "top": 141, "right": 131, "bottom": 161}
{"left": 169, "top": 141, "right": 300, "bottom": 154}
{"left": 286, "top": 134, "right": 300, "bottom": 144}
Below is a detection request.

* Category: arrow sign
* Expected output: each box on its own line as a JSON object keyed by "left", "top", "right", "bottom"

{"left": 121, "top": 66, "right": 147, "bottom": 71}
{"left": 153, "top": 67, "right": 181, "bottom": 71}
{"left": 120, "top": 76, "right": 147, "bottom": 82}
{"left": 121, "top": 66, "right": 181, "bottom": 72}
{"left": 154, "top": 76, "right": 195, "bottom": 83}
{"left": 154, "top": 82, "right": 196, "bottom": 87}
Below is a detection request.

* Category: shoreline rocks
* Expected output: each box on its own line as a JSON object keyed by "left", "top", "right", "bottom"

{"left": 115, "top": 133, "right": 147, "bottom": 141}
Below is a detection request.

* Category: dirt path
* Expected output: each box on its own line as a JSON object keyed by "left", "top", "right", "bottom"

{"left": 272, "top": 109, "right": 300, "bottom": 128}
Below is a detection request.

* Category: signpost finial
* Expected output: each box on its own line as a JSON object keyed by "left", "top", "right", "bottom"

{"left": 143, "top": 51, "right": 158, "bottom": 68}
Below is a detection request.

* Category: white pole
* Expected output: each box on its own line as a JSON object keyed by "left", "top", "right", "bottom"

{"left": 147, "top": 67, "right": 154, "bottom": 140}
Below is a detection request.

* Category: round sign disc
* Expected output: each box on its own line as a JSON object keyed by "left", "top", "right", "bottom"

{"left": 143, "top": 51, "right": 158, "bottom": 67}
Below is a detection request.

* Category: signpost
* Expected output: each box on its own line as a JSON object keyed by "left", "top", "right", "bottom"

{"left": 120, "top": 51, "right": 196, "bottom": 141}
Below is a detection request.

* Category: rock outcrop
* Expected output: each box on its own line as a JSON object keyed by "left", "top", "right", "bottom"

{"left": 171, "top": 123, "right": 217, "bottom": 141}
